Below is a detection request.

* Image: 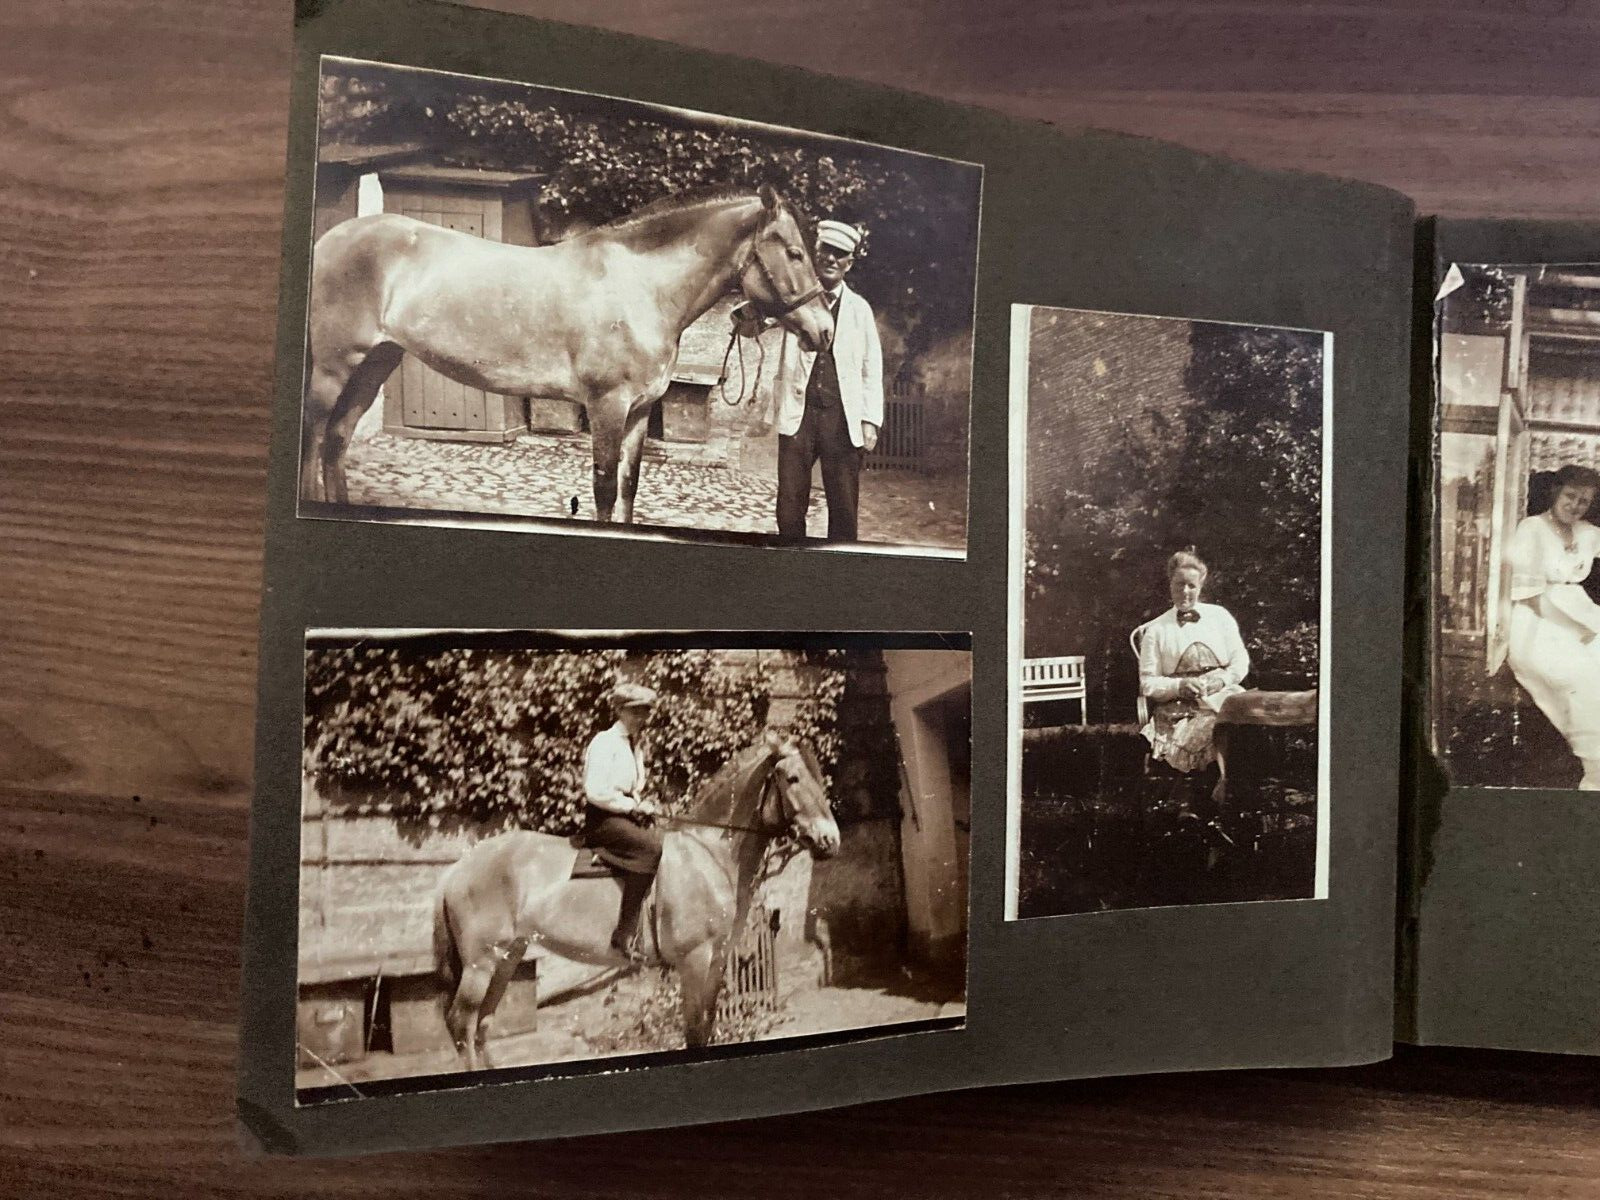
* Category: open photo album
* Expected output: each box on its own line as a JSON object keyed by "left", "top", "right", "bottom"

{"left": 238, "top": 0, "right": 1600, "bottom": 1156}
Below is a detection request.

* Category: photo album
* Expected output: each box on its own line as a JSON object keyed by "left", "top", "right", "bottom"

{"left": 239, "top": 0, "right": 1600, "bottom": 1156}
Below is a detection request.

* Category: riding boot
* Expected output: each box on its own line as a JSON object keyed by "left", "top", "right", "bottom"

{"left": 612, "top": 871, "right": 653, "bottom": 963}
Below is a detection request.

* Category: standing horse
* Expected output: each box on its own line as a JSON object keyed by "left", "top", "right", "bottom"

{"left": 433, "top": 729, "right": 839, "bottom": 1070}
{"left": 301, "top": 185, "right": 833, "bottom": 521}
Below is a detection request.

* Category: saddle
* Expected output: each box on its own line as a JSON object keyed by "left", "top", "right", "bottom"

{"left": 567, "top": 834, "right": 623, "bottom": 879}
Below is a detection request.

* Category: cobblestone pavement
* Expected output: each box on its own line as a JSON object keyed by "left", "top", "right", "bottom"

{"left": 343, "top": 431, "right": 967, "bottom": 551}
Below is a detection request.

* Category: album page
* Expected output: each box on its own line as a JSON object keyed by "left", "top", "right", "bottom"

{"left": 1405, "top": 217, "right": 1600, "bottom": 1053}
{"left": 239, "top": 0, "right": 1416, "bottom": 1155}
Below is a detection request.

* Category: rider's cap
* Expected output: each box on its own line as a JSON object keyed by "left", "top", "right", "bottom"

{"left": 607, "top": 682, "right": 658, "bottom": 711}
{"left": 815, "top": 219, "right": 862, "bottom": 256}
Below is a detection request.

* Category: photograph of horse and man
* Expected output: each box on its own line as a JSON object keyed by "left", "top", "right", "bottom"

{"left": 299, "top": 57, "right": 982, "bottom": 554}
{"left": 295, "top": 633, "right": 971, "bottom": 1097}
{"left": 1008, "top": 305, "right": 1330, "bottom": 920}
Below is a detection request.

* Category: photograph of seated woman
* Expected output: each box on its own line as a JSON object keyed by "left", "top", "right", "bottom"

{"left": 1012, "top": 305, "right": 1327, "bottom": 919}
{"left": 1505, "top": 463, "right": 1600, "bottom": 790}
{"left": 1137, "top": 549, "right": 1249, "bottom": 782}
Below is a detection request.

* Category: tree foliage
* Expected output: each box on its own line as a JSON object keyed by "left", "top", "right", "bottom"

{"left": 1027, "top": 322, "right": 1324, "bottom": 719}
{"left": 303, "top": 647, "right": 847, "bottom": 837}
{"left": 317, "top": 62, "right": 981, "bottom": 356}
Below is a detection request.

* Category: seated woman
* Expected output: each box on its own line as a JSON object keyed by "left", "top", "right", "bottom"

{"left": 1505, "top": 463, "right": 1600, "bottom": 790}
{"left": 1136, "top": 548, "right": 1250, "bottom": 775}
{"left": 582, "top": 682, "right": 664, "bottom": 962}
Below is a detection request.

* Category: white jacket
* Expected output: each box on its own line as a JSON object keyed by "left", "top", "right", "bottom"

{"left": 756, "top": 283, "right": 885, "bottom": 448}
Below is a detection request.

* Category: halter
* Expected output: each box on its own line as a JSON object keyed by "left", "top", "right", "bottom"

{"left": 718, "top": 226, "right": 828, "bottom": 408}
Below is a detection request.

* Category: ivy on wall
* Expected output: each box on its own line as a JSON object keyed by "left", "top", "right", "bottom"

{"left": 317, "top": 62, "right": 982, "bottom": 361}
{"left": 303, "top": 647, "right": 851, "bottom": 838}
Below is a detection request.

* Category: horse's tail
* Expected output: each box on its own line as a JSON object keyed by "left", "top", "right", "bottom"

{"left": 433, "top": 869, "right": 460, "bottom": 990}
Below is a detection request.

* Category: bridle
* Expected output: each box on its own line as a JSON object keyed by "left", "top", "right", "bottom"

{"left": 737, "top": 228, "right": 826, "bottom": 319}
{"left": 662, "top": 749, "right": 807, "bottom": 838}
{"left": 719, "top": 220, "right": 828, "bottom": 408}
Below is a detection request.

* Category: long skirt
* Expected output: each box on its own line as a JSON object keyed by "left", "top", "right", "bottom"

{"left": 1141, "top": 700, "right": 1222, "bottom": 774}
{"left": 584, "top": 805, "right": 664, "bottom": 874}
{"left": 1508, "top": 596, "right": 1600, "bottom": 760}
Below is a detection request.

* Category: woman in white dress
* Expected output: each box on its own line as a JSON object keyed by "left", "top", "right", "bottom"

{"left": 1136, "top": 549, "right": 1251, "bottom": 774}
{"left": 1505, "top": 463, "right": 1600, "bottom": 789}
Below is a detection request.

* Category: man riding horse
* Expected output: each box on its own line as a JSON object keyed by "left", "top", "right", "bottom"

{"left": 580, "top": 682, "right": 663, "bottom": 962}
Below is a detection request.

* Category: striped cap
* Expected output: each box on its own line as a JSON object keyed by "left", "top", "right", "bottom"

{"left": 815, "top": 219, "right": 863, "bottom": 255}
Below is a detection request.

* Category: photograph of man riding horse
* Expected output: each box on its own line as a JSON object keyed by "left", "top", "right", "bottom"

{"left": 296, "top": 633, "right": 971, "bottom": 1093}
{"left": 297, "top": 57, "right": 980, "bottom": 553}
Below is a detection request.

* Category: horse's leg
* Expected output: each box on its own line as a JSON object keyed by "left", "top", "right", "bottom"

{"left": 615, "top": 403, "right": 653, "bottom": 525}
{"left": 445, "top": 955, "right": 495, "bottom": 1072}
{"left": 473, "top": 936, "right": 527, "bottom": 1067}
{"left": 321, "top": 342, "right": 403, "bottom": 505}
{"left": 300, "top": 363, "right": 348, "bottom": 503}
{"left": 676, "top": 937, "right": 726, "bottom": 1049}
{"left": 589, "top": 400, "right": 624, "bottom": 523}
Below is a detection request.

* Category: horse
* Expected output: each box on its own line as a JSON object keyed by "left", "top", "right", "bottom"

{"left": 432, "top": 728, "right": 839, "bottom": 1070}
{"left": 300, "top": 184, "right": 834, "bottom": 522}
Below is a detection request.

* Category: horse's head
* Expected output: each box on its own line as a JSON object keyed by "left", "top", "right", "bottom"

{"left": 761, "top": 727, "right": 839, "bottom": 858}
{"left": 740, "top": 185, "right": 835, "bottom": 354}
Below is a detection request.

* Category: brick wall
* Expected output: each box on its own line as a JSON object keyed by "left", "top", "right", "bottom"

{"left": 1025, "top": 308, "right": 1194, "bottom": 501}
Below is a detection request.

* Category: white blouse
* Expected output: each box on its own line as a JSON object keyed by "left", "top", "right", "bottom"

{"left": 1137, "top": 603, "right": 1250, "bottom": 704}
{"left": 583, "top": 721, "right": 648, "bottom": 814}
{"left": 1507, "top": 513, "right": 1600, "bottom": 638}
{"left": 1509, "top": 514, "right": 1600, "bottom": 598}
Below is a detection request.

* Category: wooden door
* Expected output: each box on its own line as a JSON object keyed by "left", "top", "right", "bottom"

{"left": 384, "top": 196, "right": 493, "bottom": 432}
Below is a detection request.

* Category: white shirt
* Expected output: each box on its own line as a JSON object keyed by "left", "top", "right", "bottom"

{"left": 1137, "top": 603, "right": 1250, "bottom": 704}
{"left": 583, "top": 721, "right": 647, "bottom": 814}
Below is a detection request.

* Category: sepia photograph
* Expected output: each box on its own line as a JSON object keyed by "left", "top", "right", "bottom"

{"left": 1433, "top": 264, "right": 1600, "bottom": 791}
{"left": 1006, "top": 305, "right": 1331, "bottom": 920}
{"left": 297, "top": 57, "right": 981, "bottom": 555}
{"left": 295, "top": 630, "right": 970, "bottom": 1101}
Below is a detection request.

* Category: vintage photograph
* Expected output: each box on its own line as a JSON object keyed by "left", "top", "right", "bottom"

{"left": 1006, "top": 305, "right": 1331, "bottom": 920}
{"left": 1433, "top": 264, "right": 1600, "bottom": 790}
{"left": 298, "top": 57, "right": 982, "bottom": 555}
{"left": 295, "top": 631, "right": 970, "bottom": 1100}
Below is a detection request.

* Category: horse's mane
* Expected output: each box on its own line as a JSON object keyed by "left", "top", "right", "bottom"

{"left": 682, "top": 737, "right": 782, "bottom": 823}
{"left": 592, "top": 186, "right": 782, "bottom": 249}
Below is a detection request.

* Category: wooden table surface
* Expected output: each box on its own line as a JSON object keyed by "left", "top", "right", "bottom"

{"left": 3, "top": 0, "right": 1598, "bottom": 1195}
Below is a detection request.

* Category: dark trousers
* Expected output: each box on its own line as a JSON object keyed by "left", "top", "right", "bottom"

{"left": 584, "top": 805, "right": 662, "bottom": 952}
{"left": 777, "top": 402, "right": 862, "bottom": 542}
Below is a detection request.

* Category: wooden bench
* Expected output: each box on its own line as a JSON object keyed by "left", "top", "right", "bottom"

{"left": 1021, "top": 655, "right": 1088, "bottom": 725}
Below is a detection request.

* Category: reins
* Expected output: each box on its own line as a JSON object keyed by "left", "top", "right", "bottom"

{"left": 662, "top": 764, "right": 789, "bottom": 837}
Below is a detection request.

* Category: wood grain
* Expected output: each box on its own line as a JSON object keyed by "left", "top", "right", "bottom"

{"left": 3, "top": 0, "right": 1599, "bottom": 1194}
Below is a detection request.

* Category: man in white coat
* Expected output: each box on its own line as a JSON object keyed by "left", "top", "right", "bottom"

{"left": 738, "top": 217, "right": 885, "bottom": 542}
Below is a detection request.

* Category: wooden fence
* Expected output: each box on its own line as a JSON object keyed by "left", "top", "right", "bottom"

{"left": 717, "top": 905, "right": 780, "bottom": 1026}
{"left": 865, "top": 378, "right": 928, "bottom": 472}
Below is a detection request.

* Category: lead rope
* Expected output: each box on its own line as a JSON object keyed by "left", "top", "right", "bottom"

{"left": 717, "top": 317, "right": 767, "bottom": 408}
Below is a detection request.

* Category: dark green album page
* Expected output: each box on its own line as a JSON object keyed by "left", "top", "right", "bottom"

{"left": 1406, "top": 218, "right": 1600, "bottom": 1053}
{"left": 240, "top": 0, "right": 1415, "bottom": 1155}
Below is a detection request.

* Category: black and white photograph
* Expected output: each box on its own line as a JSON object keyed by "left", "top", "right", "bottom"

{"left": 297, "top": 57, "right": 981, "bottom": 555}
{"left": 295, "top": 630, "right": 970, "bottom": 1100}
{"left": 1005, "top": 305, "right": 1331, "bottom": 920}
{"left": 1433, "top": 264, "right": 1600, "bottom": 791}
